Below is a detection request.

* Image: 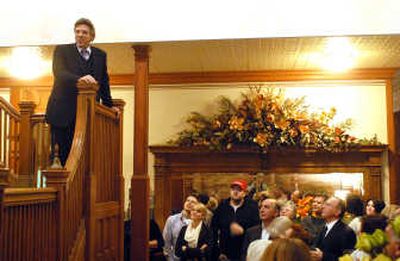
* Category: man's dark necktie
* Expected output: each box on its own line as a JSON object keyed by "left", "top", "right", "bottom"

{"left": 321, "top": 225, "right": 328, "bottom": 238}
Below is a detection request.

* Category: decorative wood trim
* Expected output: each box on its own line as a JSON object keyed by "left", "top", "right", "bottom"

{"left": 3, "top": 187, "right": 57, "bottom": 206}
{"left": 0, "top": 76, "right": 53, "bottom": 87}
{"left": 148, "top": 69, "right": 398, "bottom": 84}
{"left": 0, "top": 68, "right": 397, "bottom": 88}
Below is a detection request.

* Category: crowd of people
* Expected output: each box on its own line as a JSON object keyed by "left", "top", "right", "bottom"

{"left": 156, "top": 179, "right": 400, "bottom": 261}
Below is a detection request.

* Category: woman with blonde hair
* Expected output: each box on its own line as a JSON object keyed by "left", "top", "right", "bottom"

{"left": 261, "top": 238, "right": 311, "bottom": 261}
{"left": 175, "top": 203, "right": 213, "bottom": 260}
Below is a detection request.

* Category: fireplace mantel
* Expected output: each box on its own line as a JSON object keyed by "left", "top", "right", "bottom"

{"left": 150, "top": 145, "right": 387, "bottom": 227}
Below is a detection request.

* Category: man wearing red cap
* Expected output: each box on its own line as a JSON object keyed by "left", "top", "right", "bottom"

{"left": 211, "top": 179, "right": 260, "bottom": 261}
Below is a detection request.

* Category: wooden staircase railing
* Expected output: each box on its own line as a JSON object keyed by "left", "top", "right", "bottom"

{"left": 0, "top": 97, "right": 21, "bottom": 183}
{"left": 43, "top": 84, "right": 125, "bottom": 261}
{"left": 0, "top": 84, "right": 125, "bottom": 260}
{"left": 0, "top": 98, "right": 51, "bottom": 187}
{"left": 0, "top": 186, "right": 58, "bottom": 261}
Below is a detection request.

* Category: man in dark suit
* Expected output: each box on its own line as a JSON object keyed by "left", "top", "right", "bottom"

{"left": 46, "top": 18, "right": 113, "bottom": 166}
{"left": 310, "top": 196, "right": 356, "bottom": 261}
{"left": 301, "top": 194, "right": 327, "bottom": 242}
{"left": 241, "top": 198, "right": 278, "bottom": 260}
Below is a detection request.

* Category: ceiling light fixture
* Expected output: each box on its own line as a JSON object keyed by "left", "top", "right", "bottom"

{"left": 320, "top": 37, "right": 357, "bottom": 73}
{"left": 5, "top": 47, "right": 50, "bottom": 80}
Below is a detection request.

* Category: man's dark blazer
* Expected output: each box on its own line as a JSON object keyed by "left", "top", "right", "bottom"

{"left": 313, "top": 220, "right": 356, "bottom": 261}
{"left": 241, "top": 224, "right": 262, "bottom": 261}
{"left": 46, "top": 44, "right": 112, "bottom": 128}
{"left": 301, "top": 215, "right": 325, "bottom": 242}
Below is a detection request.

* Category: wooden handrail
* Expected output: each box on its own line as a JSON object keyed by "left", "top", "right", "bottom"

{"left": 95, "top": 103, "right": 119, "bottom": 120}
{"left": 3, "top": 187, "right": 57, "bottom": 206}
{"left": 0, "top": 96, "right": 20, "bottom": 121}
{"left": 44, "top": 83, "right": 97, "bottom": 260}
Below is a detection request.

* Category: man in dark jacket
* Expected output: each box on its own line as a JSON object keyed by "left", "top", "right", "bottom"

{"left": 311, "top": 196, "right": 356, "bottom": 261}
{"left": 46, "top": 18, "right": 113, "bottom": 166}
{"left": 211, "top": 180, "right": 260, "bottom": 261}
{"left": 301, "top": 194, "right": 327, "bottom": 242}
{"left": 241, "top": 198, "right": 279, "bottom": 260}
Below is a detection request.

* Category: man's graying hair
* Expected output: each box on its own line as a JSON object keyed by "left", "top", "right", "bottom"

{"left": 74, "top": 18, "right": 95, "bottom": 38}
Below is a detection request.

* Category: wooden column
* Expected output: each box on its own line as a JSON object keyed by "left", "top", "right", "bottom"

{"left": 131, "top": 45, "right": 150, "bottom": 261}
{"left": 386, "top": 80, "right": 399, "bottom": 203}
{"left": 18, "top": 101, "right": 36, "bottom": 186}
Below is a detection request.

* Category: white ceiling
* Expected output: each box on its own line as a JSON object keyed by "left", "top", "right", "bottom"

{"left": 1, "top": 35, "right": 400, "bottom": 78}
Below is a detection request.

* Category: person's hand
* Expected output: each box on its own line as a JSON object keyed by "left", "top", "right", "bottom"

{"left": 148, "top": 240, "right": 158, "bottom": 249}
{"left": 182, "top": 246, "right": 187, "bottom": 252}
{"left": 230, "top": 222, "right": 244, "bottom": 236}
{"left": 112, "top": 106, "right": 121, "bottom": 117}
{"left": 309, "top": 248, "right": 323, "bottom": 261}
{"left": 218, "top": 254, "right": 228, "bottom": 260}
{"left": 200, "top": 244, "right": 208, "bottom": 252}
{"left": 78, "top": 74, "right": 97, "bottom": 85}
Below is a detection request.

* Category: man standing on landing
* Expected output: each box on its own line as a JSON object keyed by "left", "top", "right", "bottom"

{"left": 46, "top": 18, "right": 113, "bottom": 166}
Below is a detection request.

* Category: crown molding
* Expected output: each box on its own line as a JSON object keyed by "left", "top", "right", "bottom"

{"left": 0, "top": 68, "right": 397, "bottom": 88}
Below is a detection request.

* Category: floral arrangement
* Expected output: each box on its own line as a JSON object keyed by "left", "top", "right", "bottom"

{"left": 296, "top": 195, "right": 313, "bottom": 218}
{"left": 170, "top": 86, "right": 379, "bottom": 152}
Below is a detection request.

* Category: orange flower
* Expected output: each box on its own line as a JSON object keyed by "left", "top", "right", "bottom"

{"left": 254, "top": 133, "right": 268, "bottom": 147}
{"left": 299, "top": 125, "right": 309, "bottom": 134}
{"left": 275, "top": 119, "right": 290, "bottom": 129}
{"left": 229, "top": 116, "right": 245, "bottom": 131}
{"left": 266, "top": 113, "right": 275, "bottom": 123}
{"left": 335, "top": 127, "right": 344, "bottom": 135}
{"left": 288, "top": 128, "right": 299, "bottom": 137}
{"left": 213, "top": 119, "right": 222, "bottom": 128}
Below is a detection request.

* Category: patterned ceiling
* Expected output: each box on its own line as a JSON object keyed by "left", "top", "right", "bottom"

{"left": 1, "top": 35, "right": 400, "bottom": 77}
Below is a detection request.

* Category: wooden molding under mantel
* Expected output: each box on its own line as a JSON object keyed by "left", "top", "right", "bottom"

{"left": 0, "top": 68, "right": 397, "bottom": 88}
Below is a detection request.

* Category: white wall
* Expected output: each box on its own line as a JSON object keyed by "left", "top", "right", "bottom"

{"left": 112, "top": 81, "right": 389, "bottom": 211}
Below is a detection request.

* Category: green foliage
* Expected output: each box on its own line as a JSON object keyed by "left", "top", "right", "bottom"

{"left": 170, "top": 87, "right": 381, "bottom": 152}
